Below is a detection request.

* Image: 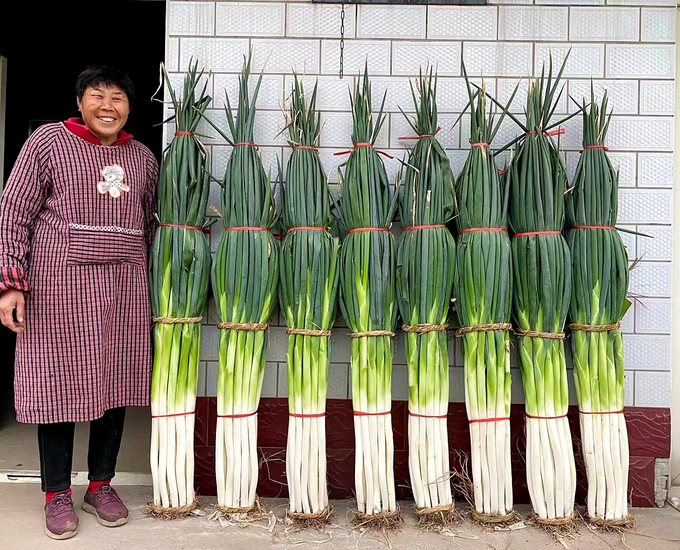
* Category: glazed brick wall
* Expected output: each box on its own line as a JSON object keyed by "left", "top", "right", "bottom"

{"left": 166, "top": 0, "right": 676, "bottom": 408}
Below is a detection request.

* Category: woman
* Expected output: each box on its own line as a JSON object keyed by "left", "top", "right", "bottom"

{"left": 0, "top": 66, "right": 158, "bottom": 540}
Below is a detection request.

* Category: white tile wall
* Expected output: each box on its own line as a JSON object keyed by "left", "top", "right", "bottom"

{"left": 357, "top": 5, "right": 426, "bottom": 40}
{"left": 535, "top": 43, "right": 605, "bottom": 78}
{"left": 498, "top": 6, "right": 568, "bottom": 41}
{"left": 568, "top": 80, "right": 638, "bottom": 115}
{"left": 607, "top": 44, "right": 676, "bottom": 79}
{"left": 168, "top": 1, "right": 215, "bottom": 37}
{"left": 641, "top": 8, "right": 677, "bottom": 42}
{"left": 212, "top": 74, "right": 284, "bottom": 111}
{"left": 569, "top": 8, "right": 640, "bottom": 42}
{"left": 322, "top": 40, "right": 391, "bottom": 76}
{"left": 287, "top": 3, "right": 356, "bottom": 39}
{"left": 428, "top": 6, "right": 498, "bottom": 41}
{"left": 640, "top": 81, "right": 676, "bottom": 115}
{"left": 638, "top": 153, "right": 674, "bottom": 187}
{"left": 392, "top": 42, "right": 462, "bottom": 76}
{"left": 251, "top": 39, "right": 320, "bottom": 74}
{"left": 464, "top": 42, "right": 533, "bottom": 77}
{"left": 168, "top": 0, "right": 678, "bottom": 408}
{"left": 636, "top": 298, "right": 673, "bottom": 334}
{"left": 216, "top": 3, "right": 285, "bottom": 37}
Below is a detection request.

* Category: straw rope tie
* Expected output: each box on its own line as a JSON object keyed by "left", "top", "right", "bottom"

{"left": 402, "top": 323, "right": 448, "bottom": 334}
{"left": 153, "top": 315, "right": 203, "bottom": 324}
{"left": 459, "top": 227, "right": 508, "bottom": 235}
{"left": 571, "top": 225, "right": 616, "bottom": 231}
{"left": 293, "top": 145, "right": 319, "bottom": 153}
{"left": 414, "top": 503, "right": 455, "bottom": 515}
{"left": 217, "top": 321, "right": 269, "bottom": 332}
{"left": 403, "top": 224, "right": 446, "bottom": 231}
{"left": 456, "top": 322, "right": 513, "bottom": 336}
{"left": 287, "top": 506, "right": 332, "bottom": 520}
{"left": 351, "top": 329, "right": 395, "bottom": 338}
{"left": 534, "top": 511, "right": 575, "bottom": 526}
{"left": 567, "top": 322, "right": 620, "bottom": 333}
{"left": 470, "top": 509, "right": 517, "bottom": 524}
{"left": 286, "top": 328, "right": 331, "bottom": 337}
{"left": 514, "top": 328, "right": 565, "bottom": 340}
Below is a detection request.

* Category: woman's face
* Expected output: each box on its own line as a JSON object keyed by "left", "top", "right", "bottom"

{"left": 77, "top": 84, "right": 130, "bottom": 146}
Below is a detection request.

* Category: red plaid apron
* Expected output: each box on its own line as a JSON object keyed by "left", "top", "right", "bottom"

{"left": 0, "top": 123, "right": 158, "bottom": 423}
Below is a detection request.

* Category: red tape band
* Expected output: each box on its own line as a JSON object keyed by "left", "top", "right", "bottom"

{"left": 354, "top": 410, "right": 391, "bottom": 417}
{"left": 498, "top": 169, "right": 505, "bottom": 175}
{"left": 459, "top": 227, "right": 508, "bottom": 234}
{"left": 294, "top": 145, "right": 319, "bottom": 153}
{"left": 513, "top": 231, "right": 561, "bottom": 238}
{"left": 470, "top": 142, "right": 490, "bottom": 148}
{"left": 289, "top": 412, "right": 326, "bottom": 418}
{"left": 218, "top": 411, "right": 258, "bottom": 419}
{"left": 403, "top": 224, "right": 446, "bottom": 231}
{"left": 225, "top": 226, "right": 270, "bottom": 232}
{"left": 334, "top": 144, "right": 395, "bottom": 160}
{"left": 571, "top": 225, "right": 615, "bottom": 231}
{"left": 526, "top": 128, "right": 565, "bottom": 137}
{"left": 399, "top": 127, "right": 441, "bottom": 141}
{"left": 160, "top": 223, "right": 204, "bottom": 231}
{"left": 409, "top": 411, "right": 448, "bottom": 419}
{"left": 579, "top": 410, "right": 624, "bottom": 415}
{"left": 174, "top": 131, "right": 193, "bottom": 136}
{"left": 273, "top": 233, "right": 286, "bottom": 240}
{"left": 525, "top": 413, "right": 567, "bottom": 420}
{"left": 152, "top": 411, "right": 195, "bottom": 419}
{"left": 234, "top": 142, "right": 260, "bottom": 150}
{"left": 469, "top": 417, "right": 510, "bottom": 424}
{"left": 581, "top": 145, "right": 609, "bottom": 152}
{"left": 289, "top": 226, "right": 327, "bottom": 232}
{"left": 347, "top": 227, "right": 389, "bottom": 234}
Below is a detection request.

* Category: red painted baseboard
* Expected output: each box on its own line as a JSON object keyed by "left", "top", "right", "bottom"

{"left": 194, "top": 398, "right": 670, "bottom": 507}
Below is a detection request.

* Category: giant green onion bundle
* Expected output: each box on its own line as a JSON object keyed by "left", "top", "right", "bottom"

{"left": 201, "top": 55, "right": 279, "bottom": 512}
{"left": 280, "top": 75, "right": 340, "bottom": 518}
{"left": 566, "top": 89, "right": 630, "bottom": 524}
{"left": 337, "top": 69, "right": 399, "bottom": 518}
{"left": 506, "top": 57, "right": 576, "bottom": 523}
{"left": 149, "top": 62, "right": 211, "bottom": 514}
{"left": 396, "top": 69, "right": 456, "bottom": 516}
{"left": 453, "top": 68, "right": 517, "bottom": 520}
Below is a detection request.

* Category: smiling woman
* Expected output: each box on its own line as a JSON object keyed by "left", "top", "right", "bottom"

{"left": 0, "top": 66, "right": 158, "bottom": 540}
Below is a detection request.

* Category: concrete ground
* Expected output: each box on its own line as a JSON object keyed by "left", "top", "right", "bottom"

{"left": 1, "top": 484, "right": 679, "bottom": 550}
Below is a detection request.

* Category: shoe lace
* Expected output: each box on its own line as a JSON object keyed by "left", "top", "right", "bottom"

{"left": 95, "top": 484, "right": 122, "bottom": 505}
{"left": 50, "top": 493, "right": 74, "bottom": 516}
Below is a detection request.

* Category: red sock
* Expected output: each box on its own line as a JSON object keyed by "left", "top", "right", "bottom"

{"left": 88, "top": 479, "right": 111, "bottom": 493}
{"left": 45, "top": 487, "right": 71, "bottom": 502}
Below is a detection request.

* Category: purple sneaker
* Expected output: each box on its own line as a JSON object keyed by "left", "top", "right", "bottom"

{"left": 82, "top": 484, "right": 129, "bottom": 527}
{"left": 44, "top": 491, "right": 79, "bottom": 540}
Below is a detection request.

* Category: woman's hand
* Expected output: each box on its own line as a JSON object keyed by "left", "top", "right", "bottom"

{"left": 0, "top": 289, "right": 26, "bottom": 332}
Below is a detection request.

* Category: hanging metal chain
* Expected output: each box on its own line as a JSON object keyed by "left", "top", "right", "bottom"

{"left": 339, "top": 2, "right": 345, "bottom": 79}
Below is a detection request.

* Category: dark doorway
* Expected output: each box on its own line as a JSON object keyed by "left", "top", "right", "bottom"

{"left": 0, "top": 0, "right": 163, "bottom": 470}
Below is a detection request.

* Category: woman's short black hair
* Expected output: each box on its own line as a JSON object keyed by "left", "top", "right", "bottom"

{"left": 76, "top": 66, "right": 135, "bottom": 110}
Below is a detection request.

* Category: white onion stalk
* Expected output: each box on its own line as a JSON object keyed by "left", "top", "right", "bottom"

{"left": 201, "top": 54, "right": 279, "bottom": 512}
{"left": 280, "top": 75, "right": 340, "bottom": 518}
{"left": 149, "top": 62, "right": 211, "bottom": 514}
{"left": 396, "top": 68, "right": 456, "bottom": 516}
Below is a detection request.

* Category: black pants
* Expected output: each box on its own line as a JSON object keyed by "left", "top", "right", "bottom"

{"left": 38, "top": 407, "right": 126, "bottom": 492}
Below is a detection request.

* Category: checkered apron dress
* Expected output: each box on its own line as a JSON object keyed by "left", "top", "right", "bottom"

{"left": 0, "top": 123, "right": 158, "bottom": 423}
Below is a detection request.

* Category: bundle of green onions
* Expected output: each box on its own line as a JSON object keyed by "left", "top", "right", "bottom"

{"left": 149, "top": 62, "right": 212, "bottom": 514}
{"left": 505, "top": 57, "right": 576, "bottom": 523}
{"left": 453, "top": 67, "right": 517, "bottom": 520}
{"left": 337, "top": 69, "right": 399, "bottom": 519}
{"left": 201, "top": 55, "right": 279, "bottom": 512}
{"left": 280, "top": 75, "right": 340, "bottom": 518}
{"left": 566, "top": 89, "right": 630, "bottom": 524}
{"left": 396, "top": 68, "right": 456, "bottom": 517}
